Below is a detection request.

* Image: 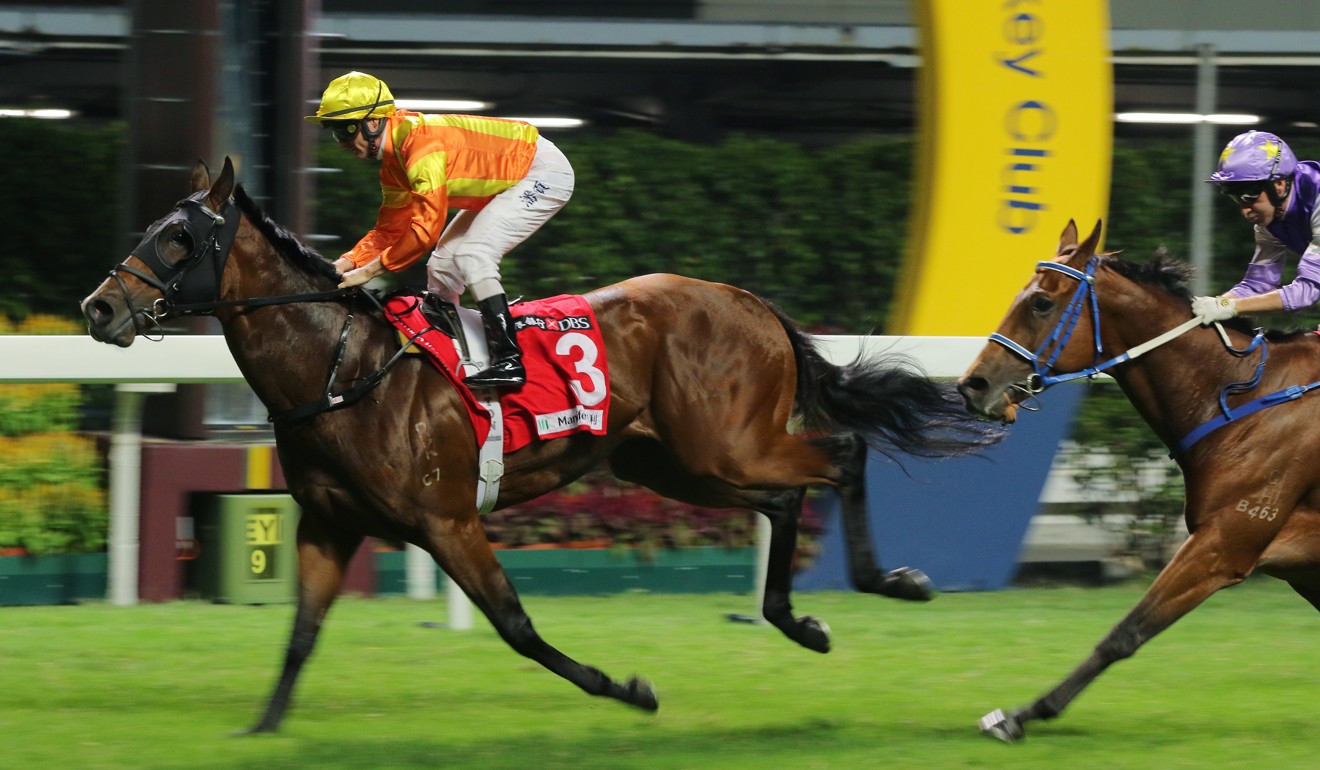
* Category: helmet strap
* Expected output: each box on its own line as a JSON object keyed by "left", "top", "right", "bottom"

{"left": 361, "top": 117, "right": 386, "bottom": 156}
{"left": 359, "top": 82, "right": 389, "bottom": 156}
{"left": 1266, "top": 176, "right": 1292, "bottom": 210}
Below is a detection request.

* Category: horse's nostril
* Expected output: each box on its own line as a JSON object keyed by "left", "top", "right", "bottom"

{"left": 958, "top": 377, "right": 988, "bottom": 395}
{"left": 86, "top": 299, "right": 113, "bottom": 325}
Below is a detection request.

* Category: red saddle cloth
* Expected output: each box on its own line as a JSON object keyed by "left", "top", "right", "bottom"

{"left": 383, "top": 294, "right": 611, "bottom": 453}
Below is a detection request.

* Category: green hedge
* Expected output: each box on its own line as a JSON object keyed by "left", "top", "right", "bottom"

{"left": 314, "top": 131, "right": 912, "bottom": 331}
{"left": 0, "top": 119, "right": 124, "bottom": 322}
{"left": 8, "top": 117, "right": 1320, "bottom": 333}
{"left": 0, "top": 316, "right": 107, "bottom": 555}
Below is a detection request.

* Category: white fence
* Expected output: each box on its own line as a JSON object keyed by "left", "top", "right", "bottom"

{"left": 2, "top": 334, "right": 990, "bottom": 611}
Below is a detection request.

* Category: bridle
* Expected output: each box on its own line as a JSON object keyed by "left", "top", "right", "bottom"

{"left": 987, "top": 256, "right": 1237, "bottom": 402}
{"left": 110, "top": 192, "right": 239, "bottom": 336}
{"left": 108, "top": 191, "right": 351, "bottom": 335}
{"left": 988, "top": 258, "right": 1107, "bottom": 397}
{"left": 104, "top": 191, "right": 417, "bottom": 423}
{"left": 983, "top": 255, "right": 1320, "bottom": 456}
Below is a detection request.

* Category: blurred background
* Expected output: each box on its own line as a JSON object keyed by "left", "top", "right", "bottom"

{"left": 4, "top": 0, "right": 1320, "bottom": 603}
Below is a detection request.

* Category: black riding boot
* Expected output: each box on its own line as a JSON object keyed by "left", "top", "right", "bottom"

{"left": 465, "top": 294, "right": 526, "bottom": 388}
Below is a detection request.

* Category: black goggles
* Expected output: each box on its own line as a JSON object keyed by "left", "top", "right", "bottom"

{"left": 326, "top": 121, "right": 360, "bottom": 143}
{"left": 1219, "top": 182, "right": 1268, "bottom": 205}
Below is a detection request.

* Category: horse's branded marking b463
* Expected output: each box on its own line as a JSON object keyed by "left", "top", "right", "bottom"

{"left": 1237, "top": 468, "right": 1284, "bottom": 522}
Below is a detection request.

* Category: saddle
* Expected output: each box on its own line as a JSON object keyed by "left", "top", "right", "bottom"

{"left": 419, "top": 292, "right": 462, "bottom": 342}
{"left": 383, "top": 290, "right": 612, "bottom": 454}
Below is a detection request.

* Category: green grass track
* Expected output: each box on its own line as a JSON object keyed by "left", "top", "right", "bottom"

{"left": 1, "top": 577, "right": 1316, "bottom": 769}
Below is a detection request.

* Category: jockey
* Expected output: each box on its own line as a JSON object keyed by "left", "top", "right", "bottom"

{"left": 1192, "top": 130, "right": 1320, "bottom": 325}
{"left": 305, "top": 71, "right": 576, "bottom": 389}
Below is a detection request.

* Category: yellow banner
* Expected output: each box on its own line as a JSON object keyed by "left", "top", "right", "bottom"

{"left": 890, "top": 0, "right": 1112, "bottom": 335}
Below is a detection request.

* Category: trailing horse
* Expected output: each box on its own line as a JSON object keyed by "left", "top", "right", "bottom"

{"left": 81, "top": 158, "right": 1000, "bottom": 732}
{"left": 959, "top": 219, "right": 1320, "bottom": 741}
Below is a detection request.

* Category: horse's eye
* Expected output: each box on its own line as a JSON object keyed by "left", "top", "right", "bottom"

{"left": 159, "top": 224, "right": 195, "bottom": 263}
{"left": 1030, "top": 295, "right": 1054, "bottom": 314}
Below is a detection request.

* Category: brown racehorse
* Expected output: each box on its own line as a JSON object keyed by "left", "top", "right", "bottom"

{"left": 958, "top": 219, "right": 1320, "bottom": 741}
{"left": 80, "top": 158, "right": 1001, "bottom": 733}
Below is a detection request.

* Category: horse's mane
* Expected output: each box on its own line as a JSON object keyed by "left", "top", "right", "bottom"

{"left": 233, "top": 184, "right": 341, "bottom": 284}
{"left": 1099, "top": 250, "right": 1194, "bottom": 301}
{"left": 1100, "top": 250, "right": 1306, "bottom": 341}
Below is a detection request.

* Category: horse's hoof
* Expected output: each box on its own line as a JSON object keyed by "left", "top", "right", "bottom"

{"left": 231, "top": 724, "right": 275, "bottom": 737}
{"left": 798, "top": 615, "right": 832, "bottom": 653}
{"left": 882, "top": 567, "right": 935, "bottom": 602}
{"left": 979, "top": 708, "right": 1025, "bottom": 742}
{"left": 623, "top": 676, "right": 659, "bottom": 712}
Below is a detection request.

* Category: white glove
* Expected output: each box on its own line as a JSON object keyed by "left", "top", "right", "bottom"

{"left": 1191, "top": 295, "right": 1238, "bottom": 325}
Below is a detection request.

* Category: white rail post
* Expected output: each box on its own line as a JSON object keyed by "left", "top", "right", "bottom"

{"left": 446, "top": 574, "right": 474, "bottom": 630}
{"left": 107, "top": 383, "right": 175, "bottom": 606}
{"left": 404, "top": 543, "right": 436, "bottom": 600}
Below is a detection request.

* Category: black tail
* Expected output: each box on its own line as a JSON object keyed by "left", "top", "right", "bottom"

{"left": 768, "top": 305, "right": 1005, "bottom": 460}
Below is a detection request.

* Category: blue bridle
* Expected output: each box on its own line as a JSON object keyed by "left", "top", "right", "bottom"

{"left": 987, "top": 256, "right": 1292, "bottom": 455}
{"left": 987, "top": 258, "right": 1110, "bottom": 393}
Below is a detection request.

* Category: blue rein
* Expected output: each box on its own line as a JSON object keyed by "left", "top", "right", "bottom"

{"left": 987, "top": 257, "right": 1312, "bottom": 455}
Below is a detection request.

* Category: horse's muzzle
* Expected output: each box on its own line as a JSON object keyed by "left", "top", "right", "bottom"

{"left": 81, "top": 294, "right": 137, "bottom": 347}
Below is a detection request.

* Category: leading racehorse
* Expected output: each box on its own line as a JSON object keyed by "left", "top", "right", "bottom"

{"left": 958, "top": 219, "right": 1320, "bottom": 741}
{"left": 80, "top": 158, "right": 1001, "bottom": 732}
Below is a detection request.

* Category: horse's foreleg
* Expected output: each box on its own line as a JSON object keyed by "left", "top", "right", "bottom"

{"left": 429, "top": 517, "right": 658, "bottom": 712}
{"left": 981, "top": 528, "right": 1249, "bottom": 742}
{"left": 820, "top": 433, "right": 933, "bottom": 602}
{"left": 1257, "top": 509, "right": 1320, "bottom": 611}
{"left": 244, "top": 515, "right": 362, "bottom": 734}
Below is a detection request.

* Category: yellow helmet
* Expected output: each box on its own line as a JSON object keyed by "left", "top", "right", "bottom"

{"left": 304, "top": 71, "right": 397, "bottom": 123}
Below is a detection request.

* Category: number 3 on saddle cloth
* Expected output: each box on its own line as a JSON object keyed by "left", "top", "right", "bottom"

{"left": 383, "top": 293, "right": 611, "bottom": 511}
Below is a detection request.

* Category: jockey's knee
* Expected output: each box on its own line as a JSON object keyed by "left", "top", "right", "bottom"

{"left": 455, "top": 252, "right": 502, "bottom": 290}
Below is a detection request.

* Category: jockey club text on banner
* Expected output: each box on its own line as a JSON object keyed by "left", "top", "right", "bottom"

{"left": 890, "top": 0, "right": 1112, "bottom": 336}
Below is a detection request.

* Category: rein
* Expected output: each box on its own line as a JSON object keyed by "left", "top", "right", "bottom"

{"left": 266, "top": 290, "right": 429, "bottom": 424}
{"left": 112, "top": 192, "right": 412, "bottom": 424}
{"left": 985, "top": 256, "right": 1314, "bottom": 455}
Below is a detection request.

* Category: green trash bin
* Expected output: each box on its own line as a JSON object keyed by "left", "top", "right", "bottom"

{"left": 194, "top": 494, "right": 300, "bottom": 604}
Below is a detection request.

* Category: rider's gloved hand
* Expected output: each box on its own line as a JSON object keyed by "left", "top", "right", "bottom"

{"left": 1191, "top": 295, "right": 1238, "bottom": 325}
{"left": 338, "top": 257, "right": 386, "bottom": 289}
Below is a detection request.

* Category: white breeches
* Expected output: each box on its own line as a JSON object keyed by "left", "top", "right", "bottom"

{"left": 426, "top": 136, "right": 575, "bottom": 303}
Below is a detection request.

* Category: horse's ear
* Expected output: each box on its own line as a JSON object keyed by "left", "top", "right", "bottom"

{"left": 1057, "top": 220, "right": 1079, "bottom": 253}
{"left": 1077, "top": 219, "right": 1103, "bottom": 259}
{"left": 205, "top": 156, "right": 236, "bottom": 211}
{"left": 189, "top": 159, "right": 211, "bottom": 194}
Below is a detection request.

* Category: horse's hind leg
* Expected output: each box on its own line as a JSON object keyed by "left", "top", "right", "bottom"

{"left": 817, "top": 433, "right": 933, "bottom": 601}
{"left": 246, "top": 513, "right": 362, "bottom": 734}
{"left": 610, "top": 438, "right": 830, "bottom": 652}
{"left": 426, "top": 515, "right": 658, "bottom": 711}
{"left": 751, "top": 485, "right": 832, "bottom": 652}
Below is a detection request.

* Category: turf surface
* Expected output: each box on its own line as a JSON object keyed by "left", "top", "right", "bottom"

{"left": 1, "top": 577, "right": 1316, "bottom": 769}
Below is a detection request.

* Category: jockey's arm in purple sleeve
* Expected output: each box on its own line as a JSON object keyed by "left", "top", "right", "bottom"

{"left": 1227, "top": 205, "right": 1320, "bottom": 313}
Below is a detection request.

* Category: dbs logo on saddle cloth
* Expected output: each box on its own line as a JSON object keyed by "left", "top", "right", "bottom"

{"left": 384, "top": 294, "right": 611, "bottom": 453}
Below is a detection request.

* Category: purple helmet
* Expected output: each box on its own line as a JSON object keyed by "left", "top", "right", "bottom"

{"left": 1207, "top": 131, "right": 1297, "bottom": 183}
